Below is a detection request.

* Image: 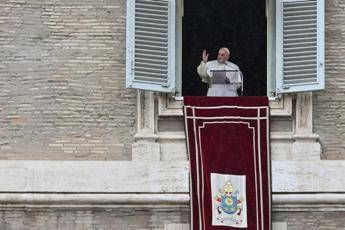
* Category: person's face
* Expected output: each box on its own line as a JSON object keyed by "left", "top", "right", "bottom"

{"left": 217, "top": 49, "right": 229, "bottom": 63}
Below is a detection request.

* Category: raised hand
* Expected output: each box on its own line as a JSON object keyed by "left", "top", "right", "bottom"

{"left": 202, "top": 50, "right": 209, "bottom": 63}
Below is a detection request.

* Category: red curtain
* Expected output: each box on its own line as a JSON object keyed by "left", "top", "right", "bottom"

{"left": 184, "top": 96, "right": 271, "bottom": 230}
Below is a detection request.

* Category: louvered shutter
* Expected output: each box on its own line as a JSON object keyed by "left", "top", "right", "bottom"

{"left": 276, "top": 0, "right": 324, "bottom": 93}
{"left": 126, "top": 0, "right": 176, "bottom": 93}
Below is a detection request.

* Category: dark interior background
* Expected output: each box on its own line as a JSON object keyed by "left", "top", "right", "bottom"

{"left": 182, "top": 0, "right": 267, "bottom": 96}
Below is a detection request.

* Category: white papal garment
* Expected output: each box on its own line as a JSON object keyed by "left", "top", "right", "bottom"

{"left": 197, "top": 60, "right": 242, "bottom": 97}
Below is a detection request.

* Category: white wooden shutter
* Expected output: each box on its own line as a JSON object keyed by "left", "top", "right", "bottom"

{"left": 126, "top": 0, "right": 176, "bottom": 93}
{"left": 276, "top": 0, "right": 324, "bottom": 93}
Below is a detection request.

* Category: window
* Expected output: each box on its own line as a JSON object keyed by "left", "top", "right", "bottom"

{"left": 275, "top": 0, "right": 324, "bottom": 93}
{"left": 182, "top": 0, "right": 266, "bottom": 96}
{"left": 126, "top": 0, "right": 324, "bottom": 96}
{"left": 126, "top": 0, "right": 176, "bottom": 93}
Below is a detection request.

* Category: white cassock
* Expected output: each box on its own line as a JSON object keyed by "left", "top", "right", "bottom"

{"left": 197, "top": 60, "right": 242, "bottom": 97}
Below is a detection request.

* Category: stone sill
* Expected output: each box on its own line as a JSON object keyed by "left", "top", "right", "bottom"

{"left": 1, "top": 193, "right": 345, "bottom": 212}
{"left": 158, "top": 93, "right": 293, "bottom": 117}
{"left": 144, "top": 131, "right": 319, "bottom": 141}
{"left": 1, "top": 160, "right": 345, "bottom": 193}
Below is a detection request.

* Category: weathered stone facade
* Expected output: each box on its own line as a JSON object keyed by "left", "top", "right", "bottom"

{"left": 1, "top": 209, "right": 345, "bottom": 230}
{"left": 0, "top": 0, "right": 136, "bottom": 160}
{"left": 314, "top": 0, "right": 345, "bottom": 160}
{"left": 273, "top": 212, "right": 345, "bottom": 230}
{"left": 0, "top": 208, "right": 190, "bottom": 230}
{"left": 0, "top": 0, "right": 345, "bottom": 229}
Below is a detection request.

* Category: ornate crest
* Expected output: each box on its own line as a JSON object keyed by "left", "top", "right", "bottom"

{"left": 211, "top": 173, "right": 247, "bottom": 228}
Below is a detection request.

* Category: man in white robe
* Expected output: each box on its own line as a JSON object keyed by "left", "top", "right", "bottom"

{"left": 197, "top": 47, "right": 242, "bottom": 96}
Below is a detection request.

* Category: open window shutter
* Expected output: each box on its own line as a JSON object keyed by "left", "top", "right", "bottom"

{"left": 276, "top": 0, "right": 324, "bottom": 93}
{"left": 126, "top": 0, "right": 176, "bottom": 93}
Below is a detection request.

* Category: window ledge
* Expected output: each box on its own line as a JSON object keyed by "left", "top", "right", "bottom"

{"left": 158, "top": 93, "right": 293, "bottom": 117}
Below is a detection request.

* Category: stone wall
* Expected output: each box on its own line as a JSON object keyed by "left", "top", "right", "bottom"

{"left": 0, "top": 208, "right": 190, "bottom": 230}
{"left": 1, "top": 0, "right": 345, "bottom": 229}
{"left": 313, "top": 0, "right": 345, "bottom": 159}
{"left": 1, "top": 208, "right": 345, "bottom": 230}
{"left": 0, "top": 0, "right": 136, "bottom": 160}
{"left": 0, "top": 0, "right": 342, "bottom": 161}
{"left": 273, "top": 211, "right": 345, "bottom": 230}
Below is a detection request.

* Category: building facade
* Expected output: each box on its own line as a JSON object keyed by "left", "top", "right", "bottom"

{"left": 0, "top": 0, "right": 345, "bottom": 229}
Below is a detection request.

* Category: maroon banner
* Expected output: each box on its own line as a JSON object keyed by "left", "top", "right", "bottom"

{"left": 184, "top": 96, "right": 271, "bottom": 230}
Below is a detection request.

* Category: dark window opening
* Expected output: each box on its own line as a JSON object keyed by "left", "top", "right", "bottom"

{"left": 182, "top": 0, "right": 267, "bottom": 96}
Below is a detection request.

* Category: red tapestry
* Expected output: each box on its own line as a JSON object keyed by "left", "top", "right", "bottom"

{"left": 184, "top": 96, "right": 271, "bottom": 230}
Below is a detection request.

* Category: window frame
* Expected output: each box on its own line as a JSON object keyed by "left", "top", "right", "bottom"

{"left": 126, "top": 0, "right": 325, "bottom": 97}
{"left": 177, "top": 0, "right": 275, "bottom": 98}
{"left": 275, "top": 0, "right": 325, "bottom": 93}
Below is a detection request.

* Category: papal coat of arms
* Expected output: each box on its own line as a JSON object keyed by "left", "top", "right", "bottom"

{"left": 211, "top": 173, "right": 247, "bottom": 228}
